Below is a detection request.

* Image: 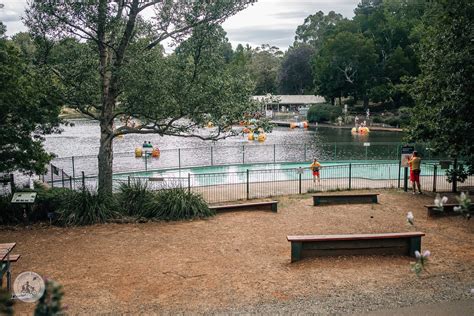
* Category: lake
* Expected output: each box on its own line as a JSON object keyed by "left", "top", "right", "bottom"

{"left": 45, "top": 119, "right": 404, "bottom": 176}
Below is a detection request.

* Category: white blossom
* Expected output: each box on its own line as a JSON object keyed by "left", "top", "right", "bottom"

{"left": 407, "top": 212, "right": 414, "bottom": 225}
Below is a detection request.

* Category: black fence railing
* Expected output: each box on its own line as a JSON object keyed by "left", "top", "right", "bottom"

{"left": 41, "top": 162, "right": 473, "bottom": 204}
{"left": 48, "top": 142, "right": 447, "bottom": 178}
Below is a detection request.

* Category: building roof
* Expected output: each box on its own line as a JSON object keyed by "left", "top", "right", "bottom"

{"left": 252, "top": 95, "right": 325, "bottom": 105}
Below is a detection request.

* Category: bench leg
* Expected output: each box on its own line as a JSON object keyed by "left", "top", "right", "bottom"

{"left": 372, "top": 196, "right": 378, "bottom": 203}
{"left": 409, "top": 236, "right": 422, "bottom": 257}
{"left": 291, "top": 242, "right": 302, "bottom": 262}
{"left": 6, "top": 270, "right": 11, "bottom": 292}
{"left": 271, "top": 203, "right": 278, "bottom": 213}
{"left": 313, "top": 197, "right": 320, "bottom": 206}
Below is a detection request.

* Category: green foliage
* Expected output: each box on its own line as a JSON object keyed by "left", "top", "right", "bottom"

{"left": 0, "top": 28, "right": 62, "bottom": 174}
{"left": 313, "top": 31, "right": 378, "bottom": 105}
{"left": 154, "top": 188, "right": 215, "bottom": 221}
{"left": 294, "top": 10, "right": 345, "bottom": 50}
{"left": 278, "top": 44, "right": 315, "bottom": 94}
{"left": 307, "top": 104, "right": 341, "bottom": 123}
{"left": 445, "top": 164, "right": 469, "bottom": 184}
{"left": 118, "top": 180, "right": 158, "bottom": 218}
{"left": 411, "top": 250, "right": 430, "bottom": 276}
{"left": 25, "top": 1, "right": 258, "bottom": 196}
{"left": 248, "top": 44, "right": 283, "bottom": 95}
{"left": 0, "top": 288, "right": 14, "bottom": 315}
{"left": 34, "top": 186, "right": 72, "bottom": 221}
{"left": 454, "top": 192, "right": 472, "bottom": 220}
{"left": 303, "top": 0, "right": 425, "bottom": 106}
{"left": 118, "top": 181, "right": 215, "bottom": 221}
{"left": 55, "top": 189, "right": 118, "bottom": 226}
{"left": 34, "top": 279, "right": 65, "bottom": 316}
{"left": 407, "top": 0, "right": 474, "bottom": 172}
{"left": 0, "top": 194, "right": 23, "bottom": 225}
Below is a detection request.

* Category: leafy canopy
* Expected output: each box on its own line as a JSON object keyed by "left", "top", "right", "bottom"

{"left": 0, "top": 25, "right": 62, "bottom": 174}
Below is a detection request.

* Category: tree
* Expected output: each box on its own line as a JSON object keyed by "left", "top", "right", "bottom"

{"left": 313, "top": 32, "right": 378, "bottom": 105}
{"left": 248, "top": 44, "right": 283, "bottom": 95}
{"left": 353, "top": 0, "right": 425, "bottom": 105}
{"left": 278, "top": 44, "right": 315, "bottom": 95}
{"left": 26, "top": 0, "right": 257, "bottom": 196}
{"left": 0, "top": 26, "right": 62, "bottom": 174}
{"left": 407, "top": 0, "right": 474, "bottom": 175}
{"left": 294, "top": 11, "right": 344, "bottom": 51}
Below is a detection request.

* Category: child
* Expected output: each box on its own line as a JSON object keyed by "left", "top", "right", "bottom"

{"left": 310, "top": 158, "right": 322, "bottom": 183}
{"left": 408, "top": 151, "right": 422, "bottom": 194}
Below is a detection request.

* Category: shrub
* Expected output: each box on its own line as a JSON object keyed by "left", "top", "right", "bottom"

{"left": 34, "top": 279, "right": 65, "bottom": 316}
{"left": 385, "top": 117, "right": 401, "bottom": 127}
{"left": 33, "top": 187, "right": 72, "bottom": 222}
{"left": 0, "top": 194, "right": 23, "bottom": 225}
{"left": 118, "top": 180, "right": 158, "bottom": 218}
{"left": 345, "top": 97, "right": 356, "bottom": 107}
{"left": 0, "top": 288, "right": 14, "bottom": 315}
{"left": 154, "top": 188, "right": 214, "bottom": 220}
{"left": 307, "top": 104, "right": 341, "bottom": 123}
{"left": 372, "top": 116, "right": 383, "bottom": 123}
{"left": 55, "top": 189, "right": 118, "bottom": 226}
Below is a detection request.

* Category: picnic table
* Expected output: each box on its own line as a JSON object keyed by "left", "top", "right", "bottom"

{"left": 0, "top": 243, "right": 16, "bottom": 291}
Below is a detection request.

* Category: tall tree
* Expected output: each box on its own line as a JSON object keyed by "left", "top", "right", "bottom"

{"left": 278, "top": 44, "right": 315, "bottom": 95}
{"left": 248, "top": 44, "right": 282, "bottom": 95}
{"left": 294, "top": 11, "right": 344, "bottom": 51}
{"left": 26, "top": 0, "right": 257, "bottom": 196}
{"left": 313, "top": 31, "right": 378, "bottom": 105}
{"left": 354, "top": 0, "right": 425, "bottom": 105}
{"left": 0, "top": 25, "right": 62, "bottom": 174}
{"left": 408, "top": 0, "right": 474, "bottom": 173}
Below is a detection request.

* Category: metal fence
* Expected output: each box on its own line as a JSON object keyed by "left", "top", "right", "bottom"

{"left": 45, "top": 162, "right": 474, "bottom": 204}
{"left": 48, "top": 142, "right": 445, "bottom": 178}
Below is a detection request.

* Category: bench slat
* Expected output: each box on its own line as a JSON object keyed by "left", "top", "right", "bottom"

{"left": 1, "top": 254, "right": 20, "bottom": 262}
{"left": 288, "top": 232, "right": 424, "bottom": 262}
{"left": 424, "top": 204, "right": 467, "bottom": 217}
{"left": 209, "top": 201, "right": 278, "bottom": 212}
{"left": 313, "top": 194, "right": 379, "bottom": 206}
{"left": 313, "top": 193, "right": 380, "bottom": 197}
{"left": 424, "top": 204, "right": 459, "bottom": 208}
{"left": 287, "top": 232, "right": 425, "bottom": 242}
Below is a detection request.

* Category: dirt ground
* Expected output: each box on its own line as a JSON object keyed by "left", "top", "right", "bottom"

{"left": 1, "top": 190, "right": 473, "bottom": 314}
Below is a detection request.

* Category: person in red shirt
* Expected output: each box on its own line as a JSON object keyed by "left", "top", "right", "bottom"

{"left": 408, "top": 151, "right": 422, "bottom": 194}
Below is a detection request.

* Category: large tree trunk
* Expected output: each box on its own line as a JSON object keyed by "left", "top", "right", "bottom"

{"left": 97, "top": 118, "right": 114, "bottom": 196}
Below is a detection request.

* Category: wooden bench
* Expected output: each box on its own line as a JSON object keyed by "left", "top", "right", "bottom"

{"left": 313, "top": 193, "right": 379, "bottom": 206}
{"left": 425, "top": 204, "right": 465, "bottom": 217}
{"left": 1, "top": 255, "right": 20, "bottom": 262}
{"left": 209, "top": 201, "right": 278, "bottom": 213}
{"left": 287, "top": 232, "right": 425, "bottom": 262}
{"left": 0, "top": 243, "right": 19, "bottom": 291}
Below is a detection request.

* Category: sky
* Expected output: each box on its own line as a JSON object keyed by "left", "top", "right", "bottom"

{"left": 0, "top": 0, "right": 359, "bottom": 51}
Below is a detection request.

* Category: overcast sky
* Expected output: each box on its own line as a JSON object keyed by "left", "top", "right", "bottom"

{"left": 0, "top": 0, "right": 359, "bottom": 51}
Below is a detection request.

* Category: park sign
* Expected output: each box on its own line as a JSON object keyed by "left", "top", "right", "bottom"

{"left": 11, "top": 192, "right": 37, "bottom": 204}
{"left": 401, "top": 146, "right": 415, "bottom": 168}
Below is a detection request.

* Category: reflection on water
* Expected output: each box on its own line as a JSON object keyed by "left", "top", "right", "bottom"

{"left": 45, "top": 120, "right": 405, "bottom": 175}
{"left": 45, "top": 119, "right": 403, "bottom": 158}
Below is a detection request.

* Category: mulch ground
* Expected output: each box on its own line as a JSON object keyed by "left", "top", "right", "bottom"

{"left": 2, "top": 190, "right": 473, "bottom": 314}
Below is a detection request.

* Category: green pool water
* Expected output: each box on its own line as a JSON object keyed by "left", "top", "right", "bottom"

{"left": 114, "top": 160, "right": 437, "bottom": 186}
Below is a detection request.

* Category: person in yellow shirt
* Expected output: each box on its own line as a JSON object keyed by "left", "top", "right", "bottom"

{"left": 408, "top": 151, "right": 422, "bottom": 194}
{"left": 310, "top": 158, "right": 322, "bottom": 183}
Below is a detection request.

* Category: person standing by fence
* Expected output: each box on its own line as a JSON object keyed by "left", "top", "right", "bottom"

{"left": 409, "top": 151, "right": 422, "bottom": 194}
{"left": 310, "top": 159, "right": 322, "bottom": 184}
